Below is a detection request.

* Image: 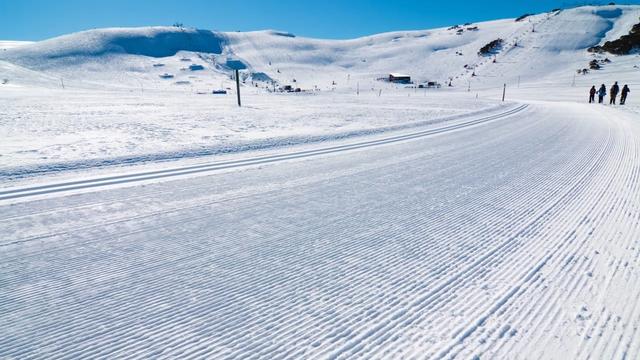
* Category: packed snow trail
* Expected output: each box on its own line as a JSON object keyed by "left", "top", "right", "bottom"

{"left": 0, "top": 104, "right": 526, "bottom": 202}
{"left": 2, "top": 101, "right": 640, "bottom": 359}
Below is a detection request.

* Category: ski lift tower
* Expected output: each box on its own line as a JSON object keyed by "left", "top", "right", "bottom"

{"left": 226, "top": 58, "right": 247, "bottom": 107}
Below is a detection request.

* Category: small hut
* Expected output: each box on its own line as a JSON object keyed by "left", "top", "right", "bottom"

{"left": 389, "top": 73, "right": 411, "bottom": 84}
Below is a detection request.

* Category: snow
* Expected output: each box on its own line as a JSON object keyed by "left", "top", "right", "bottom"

{"left": 0, "top": 87, "right": 504, "bottom": 178}
{"left": 0, "top": 40, "right": 33, "bottom": 50}
{"left": 1, "top": 5, "right": 638, "bottom": 177}
{"left": 2, "top": 101, "right": 640, "bottom": 359}
{"left": 2, "top": 4, "right": 640, "bottom": 359}
{"left": 1, "top": 6, "right": 637, "bottom": 92}
{"left": 1, "top": 27, "right": 224, "bottom": 65}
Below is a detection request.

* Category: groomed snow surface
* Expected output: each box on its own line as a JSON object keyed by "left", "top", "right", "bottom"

{"left": 0, "top": 88, "right": 505, "bottom": 179}
{"left": 2, "top": 4, "right": 640, "bottom": 359}
{"left": 3, "top": 101, "right": 640, "bottom": 359}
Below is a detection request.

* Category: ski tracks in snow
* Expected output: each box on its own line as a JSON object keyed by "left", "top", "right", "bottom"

{"left": 1, "top": 102, "right": 640, "bottom": 359}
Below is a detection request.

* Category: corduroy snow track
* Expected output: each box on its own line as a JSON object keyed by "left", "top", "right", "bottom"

{"left": 2, "top": 101, "right": 640, "bottom": 359}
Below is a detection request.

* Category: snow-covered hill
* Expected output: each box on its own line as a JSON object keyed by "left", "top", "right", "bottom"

{"left": 1, "top": 5, "right": 639, "bottom": 91}
{"left": 0, "top": 40, "right": 33, "bottom": 50}
{"left": 226, "top": 5, "right": 640, "bottom": 90}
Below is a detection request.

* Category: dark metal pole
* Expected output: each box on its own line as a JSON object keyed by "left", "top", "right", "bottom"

{"left": 502, "top": 83, "right": 506, "bottom": 102}
{"left": 235, "top": 69, "right": 241, "bottom": 107}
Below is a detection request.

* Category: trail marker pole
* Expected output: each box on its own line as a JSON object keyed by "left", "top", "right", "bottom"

{"left": 502, "top": 83, "right": 506, "bottom": 102}
{"left": 235, "top": 69, "right": 241, "bottom": 107}
{"left": 226, "top": 58, "right": 246, "bottom": 107}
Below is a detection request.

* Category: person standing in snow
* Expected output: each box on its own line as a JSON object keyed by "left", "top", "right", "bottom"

{"left": 610, "top": 81, "right": 620, "bottom": 105}
{"left": 621, "top": 85, "right": 630, "bottom": 105}
{"left": 598, "top": 84, "right": 607, "bottom": 104}
{"left": 589, "top": 86, "right": 596, "bottom": 103}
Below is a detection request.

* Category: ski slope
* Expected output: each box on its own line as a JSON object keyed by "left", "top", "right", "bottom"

{"left": 2, "top": 3, "right": 640, "bottom": 359}
{"left": 2, "top": 101, "right": 640, "bottom": 358}
{"left": 1, "top": 5, "right": 639, "bottom": 91}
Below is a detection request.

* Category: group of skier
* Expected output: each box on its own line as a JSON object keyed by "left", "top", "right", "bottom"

{"left": 589, "top": 82, "right": 631, "bottom": 105}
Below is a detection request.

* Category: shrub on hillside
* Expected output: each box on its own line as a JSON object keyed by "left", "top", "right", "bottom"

{"left": 478, "top": 39, "right": 503, "bottom": 56}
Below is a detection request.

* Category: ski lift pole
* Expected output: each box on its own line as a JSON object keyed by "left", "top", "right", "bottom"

{"left": 502, "top": 83, "right": 506, "bottom": 102}
{"left": 235, "top": 69, "right": 241, "bottom": 107}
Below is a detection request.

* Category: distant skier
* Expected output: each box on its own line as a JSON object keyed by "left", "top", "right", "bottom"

{"left": 621, "top": 85, "right": 630, "bottom": 105}
{"left": 610, "top": 81, "right": 620, "bottom": 105}
{"left": 598, "top": 84, "right": 607, "bottom": 104}
{"left": 589, "top": 86, "right": 596, "bottom": 103}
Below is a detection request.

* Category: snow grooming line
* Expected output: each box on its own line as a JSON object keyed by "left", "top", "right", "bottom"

{"left": 0, "top": 101, "right": 512, "bottom": 180}
{"left": 434, "top": 123, "right": 615, "bottom": 359}
{"left": 0, "top": 104, "right": 528, "bottom": 202}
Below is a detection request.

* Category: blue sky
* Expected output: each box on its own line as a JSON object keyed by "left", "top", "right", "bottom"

{"left": 2, "top": 0, "right": 639, "bottom": 40}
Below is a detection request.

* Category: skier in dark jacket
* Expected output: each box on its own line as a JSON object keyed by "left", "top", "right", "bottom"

{"left": 621, "top": 85, "right": 630, "bottom": 105}
{"left": 610, "top": 81, "right": 620, "bottom": 105}
{"left": 589, "top": 86, "right": 596, "bottom": 103}
{"left": 598, "top": 84, "right": 607, "bottom": 104}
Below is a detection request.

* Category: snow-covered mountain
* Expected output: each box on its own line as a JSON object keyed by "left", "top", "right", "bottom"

{"left": 0, "top": 5, "right": 639, "bottom": 91}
